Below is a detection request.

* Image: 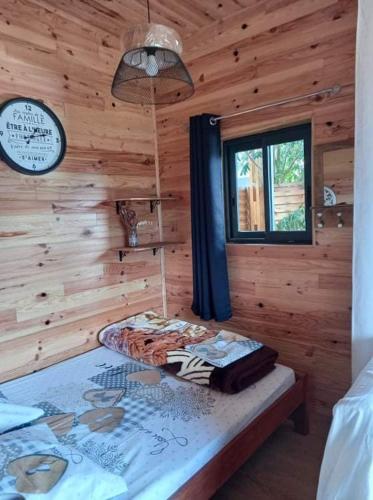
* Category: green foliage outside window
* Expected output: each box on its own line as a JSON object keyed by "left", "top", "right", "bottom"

{"left": 236, "top": 140, "right": 306, "bottom": 231}
{"left": 236, "top": 149, "right": 262, "bottom": 177}
{"left": 236, "top": 140, "right": 304, "bottom": 184}
{"left": 275, "top": 206, "right": 305, "bottom": 231}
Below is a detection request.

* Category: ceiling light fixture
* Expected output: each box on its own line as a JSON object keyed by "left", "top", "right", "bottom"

{"left": 111, "top": 0, "right": 194, "bottom": 105}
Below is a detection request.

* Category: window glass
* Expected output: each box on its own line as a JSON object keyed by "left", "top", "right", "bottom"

{"left": 269, "top": 140, "right": 306, "bottom": 232}
{"left": 224, "top": 124, "right": 312, "bottom": 244}
{"left": 235, "top": 149, "right": 265, "bottom": 232}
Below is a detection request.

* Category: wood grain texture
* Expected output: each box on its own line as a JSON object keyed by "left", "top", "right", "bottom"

{"left": 0, "top": 0, "right": 162, "bottom": 382}
{"left": 0, "top": 0, "right": 356, "bottom": 412}
{"left": 157, "top": 0, "right": 357, "bottom": 416}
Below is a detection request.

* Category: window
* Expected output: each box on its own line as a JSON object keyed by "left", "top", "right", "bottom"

{"left": 224, "top": 123, "right": 312, "bottom": 244}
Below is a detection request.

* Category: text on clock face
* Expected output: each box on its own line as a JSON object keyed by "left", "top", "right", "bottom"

{"left": 6, "top": 122, "right": 53, "bottom": 135}
{"left": 0, "top": 100, "right": 65, "bottom": 174}
{"left": 0, "top": 98, "right": 66, "bottom": 175}
{"left": 11, "top": 103, "right": 49, "bottom": 124}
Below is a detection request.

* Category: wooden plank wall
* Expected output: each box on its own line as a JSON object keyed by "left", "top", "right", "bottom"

{"left": 157, "top": 0, "right": 357, "bottom": 417}
{"left": 0, "top": 1, "right": 163, "bottom": 382}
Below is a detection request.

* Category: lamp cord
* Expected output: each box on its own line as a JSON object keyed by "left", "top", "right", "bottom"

{"left": 147, "top": 0, "right": 151, "bottom": 23}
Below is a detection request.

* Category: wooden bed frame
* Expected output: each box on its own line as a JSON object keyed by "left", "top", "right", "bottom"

{"left": 173, "top": 373, "right": 308, "bottom": 500}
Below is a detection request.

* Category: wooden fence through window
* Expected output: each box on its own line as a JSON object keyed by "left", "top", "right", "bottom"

{"left": 238, "top": 183, "right": 304, "bottom": 231}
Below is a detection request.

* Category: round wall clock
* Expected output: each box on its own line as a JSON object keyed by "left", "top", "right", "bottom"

{"left": 0, "top": 97, "right": 66, "bottom": 175}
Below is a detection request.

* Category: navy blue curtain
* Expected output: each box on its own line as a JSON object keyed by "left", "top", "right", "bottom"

{"left": 190, "top": 113, "right": 232, "bottom": 321}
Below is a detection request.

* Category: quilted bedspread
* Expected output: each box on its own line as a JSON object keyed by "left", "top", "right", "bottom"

{"left": 0, "top": 347, "right": 295, "bottom": 500}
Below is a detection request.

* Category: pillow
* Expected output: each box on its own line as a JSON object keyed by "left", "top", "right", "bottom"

{"left": 0, "top": 404, "right": 44, "bottom": 434}
{"left": 0, "top": 425, "right": 128, "bottom": 500}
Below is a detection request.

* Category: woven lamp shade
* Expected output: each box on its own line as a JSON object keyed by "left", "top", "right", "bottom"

{"left": 111, "top": 23, "right": 194, "bottom": 105}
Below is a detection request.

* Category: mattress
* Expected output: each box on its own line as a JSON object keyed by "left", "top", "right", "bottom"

{"left": 0, "top": 346, "right": 295, "bottom": 500}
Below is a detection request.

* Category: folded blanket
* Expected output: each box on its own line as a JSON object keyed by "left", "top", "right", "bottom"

{"left": 164, "top": 345, "right": 277, "bottom": 394}
{"left": 185, "top": 329, "right": 264, "bottom": 367}
{"left": 98, "top": 311, "right": 216, "bottom": 366}
{"left": 99, "top": 311, "right": 278, "bottom": 394}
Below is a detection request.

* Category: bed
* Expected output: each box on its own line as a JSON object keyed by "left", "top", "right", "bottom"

{"left": 317, "top": 356, "right": 373, "bottom": 500}
{"left": 0, "top": 346, "right": 308, "bottom": 499}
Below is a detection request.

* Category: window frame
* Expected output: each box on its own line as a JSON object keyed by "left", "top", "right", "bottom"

{"left": 223, "top": 123, "right": 312, "bottom": 245}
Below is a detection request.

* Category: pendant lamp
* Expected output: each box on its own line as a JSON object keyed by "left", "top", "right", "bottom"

{"left": 111, "top": 1, "right": 194, "bottom": 105}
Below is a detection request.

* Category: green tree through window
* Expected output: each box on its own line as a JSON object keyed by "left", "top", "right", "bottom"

{"left": 272, "top": 140, "right": 304, "bottom": 185}
{"left": 224, "top": 123, "right": 312, "bottom": 244}
{"left": 236, "top": 141, "right": 304, "bottom": 185}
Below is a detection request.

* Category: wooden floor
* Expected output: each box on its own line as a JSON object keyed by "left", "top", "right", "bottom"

{"left": 213, "top": 415, "right": 331, "bottom": 500}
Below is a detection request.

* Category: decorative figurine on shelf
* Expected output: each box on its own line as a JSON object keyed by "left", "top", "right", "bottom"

{"left": 324, "top": 186, "right": 337, "bottom": 206}
{"left": 117, "top": 203, "right": 153, "bottom": 247}
{"left": 118, "top": 204, "right": 139, "bottom": 247}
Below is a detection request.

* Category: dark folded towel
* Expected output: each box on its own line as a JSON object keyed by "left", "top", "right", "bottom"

{"left": 210, "top": 346, "right": 278, "bottom": 393}
{"left": 163, "top": 345, "right": 278, "bottom": 394}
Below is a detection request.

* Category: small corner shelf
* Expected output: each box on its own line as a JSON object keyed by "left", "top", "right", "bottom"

{"left": 116, "top": 241, "right": 184, "bottom": 261}
{"left": 115, "top": 196, "right": 179, "bottom": 213}
{"left": 310, "top": 203, "right": 353, "bottom": 211}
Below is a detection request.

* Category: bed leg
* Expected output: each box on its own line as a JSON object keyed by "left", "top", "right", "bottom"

{"left": 290, "top": 402, "right": 309, "bottom": 435}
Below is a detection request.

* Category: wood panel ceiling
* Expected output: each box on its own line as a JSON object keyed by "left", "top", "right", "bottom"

{"left": 32, "top": 0, "right": 266, "bottom": 42}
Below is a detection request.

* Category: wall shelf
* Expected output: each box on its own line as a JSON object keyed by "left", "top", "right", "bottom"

{"left": 116, "top": 241, "right": 184, "bottom": 261}
{"left": 115, "top": 196, "right": 179, "bottom": 213}
{"left": 310, "top": 203, "right": 353, "bottom": 211}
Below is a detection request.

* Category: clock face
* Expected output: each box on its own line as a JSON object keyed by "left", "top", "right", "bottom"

{"left": 0, "top": 98, "right": 66, "bottom": 175}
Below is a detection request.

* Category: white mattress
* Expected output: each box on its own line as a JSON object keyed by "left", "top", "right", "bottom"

{"left": 0, "top": 347, "right": 295, "bottom": 500}
{"left": 317, "top": 356, "right": 373, "bottom": 500}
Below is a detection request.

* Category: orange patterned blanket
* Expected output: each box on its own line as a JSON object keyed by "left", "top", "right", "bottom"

{"left": 98, "top": 311, "right": 278, "bottom": 394}
{"left": 98, "top": 311, "right": 216, "bottom": 366}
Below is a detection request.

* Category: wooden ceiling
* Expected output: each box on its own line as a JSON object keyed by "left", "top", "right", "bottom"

{"left": 33, "top": 0, "right": 258, "bottom": 39}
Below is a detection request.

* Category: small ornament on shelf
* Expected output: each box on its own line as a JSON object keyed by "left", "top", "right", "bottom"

{"left": 323, "top": 186, "right": 337, "bottom": 206}
{"left": 118, "top": 203, "right": 153, "bottom": 247}
{"left": 118, "top": 205, "right": 139, "bottom": 247}
{"left": 127, "top": 224, "right": 139, "bottom": 247}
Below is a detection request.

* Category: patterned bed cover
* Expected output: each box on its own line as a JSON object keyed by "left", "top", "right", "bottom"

{"left": 0, "top": 347, "right": 295, "bottom": 499}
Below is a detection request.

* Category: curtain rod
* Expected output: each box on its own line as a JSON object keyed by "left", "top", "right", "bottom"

{"left": 209, "top": 85, "right": 341, "bottom": 126}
